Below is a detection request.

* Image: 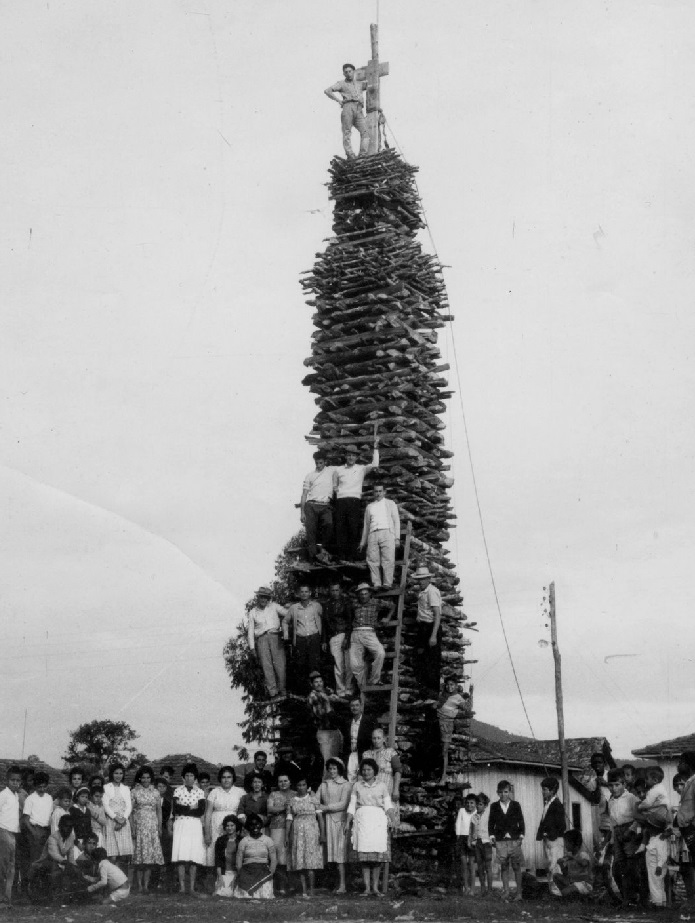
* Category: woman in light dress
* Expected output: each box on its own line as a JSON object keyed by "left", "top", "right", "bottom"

{"left": 203, "top": 767, "right": 244, "bottom": 869}
{"left": 319, "top": 757, "right": 352, "bottom": 893}
{"left": 286, "top": 776, "right": 324, "bottom": 898}
{"left": 346, "top": 758, "right": 395, "bottom": 897}
{"left": 235, "top": 815, "right": 277, "bottom": 899}
{"left": 130, "top": 765, "right": 164, "bottom": 893}
{"left": 103, "top": 763, "right": 133, "bottom": 874}
{"left": 171, "top": 762, "right": 207, "bottom": 895}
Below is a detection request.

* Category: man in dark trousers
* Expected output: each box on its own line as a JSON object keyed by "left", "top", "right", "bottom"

{"left": 489, "top": 780, "right": 526, "bottom": 901}
{"left": 342, "top": 697, "right": 378, "bottom": 783}
{"left": 536, "top": 776, "right": 566, "bottom": 896}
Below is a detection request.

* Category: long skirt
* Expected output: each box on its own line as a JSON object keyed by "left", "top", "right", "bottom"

{"left": 105, "top": 817, "right": 133, "bottom": 859}
{"left": 234, "top": 863, "right": 274, "bottom": 899}
{"left": 172, "top": 816, "right": 206, "bottom": 865}
{"left": 215, "top": 870, "right": 237, "bottom": 897}
{"left": 351, "top": 805, "right": 388, "bottom": 862}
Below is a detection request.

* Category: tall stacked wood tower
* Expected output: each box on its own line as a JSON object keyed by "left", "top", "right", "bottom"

{"left": 232, "top": 27, "right": 477, "bottom": 873}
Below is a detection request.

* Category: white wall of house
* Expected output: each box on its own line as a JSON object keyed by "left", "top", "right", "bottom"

{"left": 467, "top": 764, "right": 597, "bottom": 873}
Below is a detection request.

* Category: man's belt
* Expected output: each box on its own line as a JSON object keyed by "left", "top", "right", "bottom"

{"left": 306, "top": 499, "right": 331, "bottom": 505}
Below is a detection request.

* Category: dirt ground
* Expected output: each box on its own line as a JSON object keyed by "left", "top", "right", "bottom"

{"left": 3, "top": 890, "right": 691, "bottom": 923}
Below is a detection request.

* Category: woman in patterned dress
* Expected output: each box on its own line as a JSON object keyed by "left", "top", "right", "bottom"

{"left": 286, "top": 776, "right": 324, "bottom": 898}
{"left": 346, "top": 758, "right": 394, "bottom": 897}
{"left": 171, "top": 762, "right": 207, "bottom": 895}
{"left": 319, "top": 757, "right": 352, "bottom": 893}
{"left": 103, "top": 763, "right": 133, "bottom": 874}
{"left": 131, "top": 765, "right": 164, "bottom": 892}
{"left": 203, "top": 766, "right": 245, "bottom": 870}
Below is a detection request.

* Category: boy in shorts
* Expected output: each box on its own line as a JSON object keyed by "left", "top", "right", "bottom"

{"left": 489, "top": 781, "right": 525, "bottom": 901}
{"left": 455, "top": 793, "right": 478, "bottom": 895}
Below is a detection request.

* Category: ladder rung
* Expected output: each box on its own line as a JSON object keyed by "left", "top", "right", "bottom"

{"left": 362, "top": 683, "right": 393, "bottom": 693}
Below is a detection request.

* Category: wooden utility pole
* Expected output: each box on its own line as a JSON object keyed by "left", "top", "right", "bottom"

{"left": 356, "top": 24, "right": 389, "bottom": 154}
{"left": 549, "top": 582, "right": 571, "bottom": 820}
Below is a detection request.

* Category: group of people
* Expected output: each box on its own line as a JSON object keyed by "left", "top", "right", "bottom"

{"left": 0, "top": 723, "right": 403, "bottom": 906}
{"left": 247, "top": 563, "right": 444, "bottom": 704}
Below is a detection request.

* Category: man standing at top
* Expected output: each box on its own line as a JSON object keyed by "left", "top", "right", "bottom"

{"left": 300, "top": 451, "right": 335, "bottom": 563}
{"left": 333, "top": 433, "right": 380, "bottom": 562}
{"left": 359, "top": 483, "right": 400, "bottom": 589}
{"left": 324, "top": 63, "right": 369, "bottom": 160}
{"left": 414, "top": 566, "right": 442, "bottom": 697}
{"left": 247, "top": 586, "right": 289, "bottom": 702}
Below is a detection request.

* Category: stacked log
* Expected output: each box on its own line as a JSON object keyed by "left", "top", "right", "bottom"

{"left": 270, "top": 149, "right": 475, "bottom": 870}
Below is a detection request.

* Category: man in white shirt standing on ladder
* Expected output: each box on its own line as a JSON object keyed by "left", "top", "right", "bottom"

{"left": 333, "top": 427, "right": 380, "bottom": 562}
{"left": 359, "top": 484, "right": 400, "bottom": 589}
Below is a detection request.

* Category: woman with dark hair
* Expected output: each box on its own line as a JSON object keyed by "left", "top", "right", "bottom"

{"left": 319, "top": 757, "right": 351, "bottom": 893}
{"left": 286, "top": 776, "right": 324, "bottom": 898}
{"left": 238, "top": 776, "right": 269, "bottom": 831}
{"left": 346, "top": 758, "right": 394, "bottom": 897}
{"left": 103, "top": 763, "right": 133, "bottom": 874}
{"left": 131, "top": 766, "right": 164, "bottom": 892}
{"left": 171, "top": 763, "right": 206, "bottom": 894}
{"left": 235, "top": 815, "right": 276, "bottom": 899}
{"left": 204, "top": 767, "right": 244, "bottom": 870}
{"left": 267, "top": 772, "right": 296, "bottom": 895}
{"left": 214, "top": 814, "right": 241, "bottom": 897}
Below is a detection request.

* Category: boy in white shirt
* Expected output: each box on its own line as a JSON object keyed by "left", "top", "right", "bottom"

{"left": 86, "top": 847, "right": 130, "bottom": 903}
{"left": 455, "top": 793, "right": 478, "bottom": 895}
{"left": 635, "top": 768, "right": 670, "bottom": 907}
{"left": 472, "top": 793, "right": 493, "bottom": 895}
{"left": 0, "top": 766, "right": 22, "bottom": 907}
{"left": 21, "top": 771, "right": 53, "bottom": 866}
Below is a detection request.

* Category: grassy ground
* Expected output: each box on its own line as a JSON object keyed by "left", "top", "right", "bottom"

{"left": 3, "top": 888, "right": 691, "bottom": 923}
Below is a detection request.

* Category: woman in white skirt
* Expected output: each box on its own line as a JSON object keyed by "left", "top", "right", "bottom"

{"left": 346, "top": 758, "right": 394, "bottom": 897}
{"left": 172, "top": 762, "right": 207, "bottom": 895}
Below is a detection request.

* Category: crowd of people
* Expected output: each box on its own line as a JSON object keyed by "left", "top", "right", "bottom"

{"left": 2, "top": 747, "right": 695, "bottom": 907}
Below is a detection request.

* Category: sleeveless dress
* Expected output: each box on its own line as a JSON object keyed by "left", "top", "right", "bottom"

{"left": 287, "top": 794, "right": 323, "bottom": 871}
{"left": 171, "top": 785, "right": 206, "bottom": 865}
{"left": 319, "top": 778, "right": 352, "bottom": 864}
{"left": 132, "top": 785, "right": 164, "bottom": 866}
{"left": 204, "top": 785, "right": 244, "bottom": 866}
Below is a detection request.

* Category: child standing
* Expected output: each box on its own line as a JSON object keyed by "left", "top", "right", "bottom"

{"left": 536, "top": 777, "right": 566, "bottom": 897}
{"left": 472, "top": 793, "right": 493, "bottom": 896}
{"left": 635, "top": 767, "right": 670, "bottom": 907}
{"left": 51, "top": 788, "right": 73, "bottom": 833}
{"left": 70, "top": 788, "right": 93, "bottom": 848}
{"left": 21, "top": 771, "right": 53, "bottom": 866}
{"left": 86, "top": 847, "right": 131, "bottom": 903}
{"left": 0, "top": 765, "right": 22, "bottom": 908}
{"left": 88, "top": 787, "right": 107, "bottom": 848}
{"left": 436, "top": 679, "right": 469, "bottom": 783}
{"left": 488, "top": 780, "right": 525, "bottom": 901}
{"left": 454, "top": 793, "right": 478, "bottom": 895}
{"left": 606, "top": 768, "right": 640, "bottom": 903}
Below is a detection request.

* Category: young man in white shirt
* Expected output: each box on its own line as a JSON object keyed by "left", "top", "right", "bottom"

{"left": 300, "top": 451, "right": 335, "bottom": 562}
{"left": 324, "top": 63, "right": 369, "bottom": 159}
{"left": 21, "top": 771, "right": 53, "bottom": 866}
{"left": 247, "top": 587, "right": 289, "bottom": 701}
{"left": 359, "top": 484, "right": 400, "bottom": 589}
{"left": 0, "top": 765, "right": 22, "bottom": 907}
{"left": 333, "top": 437, "right": 379, "bottom": 562}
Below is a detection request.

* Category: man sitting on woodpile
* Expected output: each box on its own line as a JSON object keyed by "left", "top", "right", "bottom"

{"left": 333, "top": 437, "right": 379, "bottom": 562}
{"left": 359, "top": 483, "right": 400, "bottom": 590}
{"left": 349, "top": 583, "right": 394, "bottom": 691}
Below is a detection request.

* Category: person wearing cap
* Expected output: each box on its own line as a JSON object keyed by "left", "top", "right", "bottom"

{"left": 306, "top": 672, "right": 343, "bottom": 764}
{"left": 274, "top": 747, "right": 302, "bottom": 788}
{"left": 349, "top": 583, "right": 394, "bottom": 690}
{"left": 300, "top": 451, "right": 336, "bottom": 562}
{"left": 414, "top": 567, "right": 442, "bottom": 696}
{"left": 286, "top": 585, "right": 323, "bottom": 688}
{"left": 359, "top": 483, "right": 400, "bottom": 589}
{"left": 333, "top": 434, "right": 380, "bottom": 561}
{"left": 247, "top": 587, "right": 289, "bottom": 701}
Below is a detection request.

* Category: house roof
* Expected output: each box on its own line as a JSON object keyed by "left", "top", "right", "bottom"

{"left": 144, "top": 753, "right": 226, "bottom": 784}
{"left": 470, "top": 736, "right": 609, "bottom": 772}
{"left": 632, "top": 733, "right": 695, "bottom": 760}
{"left": 0, "top": 758, "right": 67, "bottom": 792}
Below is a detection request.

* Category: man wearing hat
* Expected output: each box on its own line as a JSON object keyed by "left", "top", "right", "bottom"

{"left": 349, "top": 583, "right": 394, "bottom": 690}
{"left": 332, "top": 434, "right": 380, "bottom": 561}
{"left": 247, "top": 587, "right": 289, "bottom": 701}
{"left": 300, "top": 451, "right": 336, "bottom": 562}
{"left": 414, "top": 567, "right": 442, "bottom": 696}
{"left": 359, "top": 483, "right": 401, "bottom": 589}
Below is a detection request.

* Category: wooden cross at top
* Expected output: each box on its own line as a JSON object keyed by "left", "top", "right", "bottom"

{"left": 355, "top": 24, "right": 389, "bottom": 155}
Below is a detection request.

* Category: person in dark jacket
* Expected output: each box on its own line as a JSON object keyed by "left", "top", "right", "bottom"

{"left": 488, "top": 780, "right": 525, "bottom": 901}
{"left": 536, "top": 776, "right": 566, "bottom": 896}
{"left": 342, "top": 698, "right": 379, "bottom": 782}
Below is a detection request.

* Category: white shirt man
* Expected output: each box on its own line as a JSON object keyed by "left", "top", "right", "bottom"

{"left": 247, "top": 588, "right": 288, "bottom": 701}
{"left": 332, "top": 442, "right": 379, "bottom": 561}
{"left": 359, "top": 485, "right": 400, "bottom": 589}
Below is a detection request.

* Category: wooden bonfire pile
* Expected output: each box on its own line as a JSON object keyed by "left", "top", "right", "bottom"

{"left": 286, "top": 149, "right": 478, "bottom": 864}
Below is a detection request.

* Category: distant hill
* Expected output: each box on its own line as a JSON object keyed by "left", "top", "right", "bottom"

{"left": 470, "top": 720, "right": 532, "bottom": 744}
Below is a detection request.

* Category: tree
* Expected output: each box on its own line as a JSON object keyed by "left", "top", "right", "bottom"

{"left": 63, "top": 719, "right": 143, "bottom": 772}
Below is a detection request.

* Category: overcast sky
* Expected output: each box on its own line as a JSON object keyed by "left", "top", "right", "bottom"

{"left": 1, "top": 0, "right": 693, "bottom": 769}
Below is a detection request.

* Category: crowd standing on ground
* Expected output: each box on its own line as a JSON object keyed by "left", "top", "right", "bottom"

{"left": 2, "top": 749, "right": 695, "bottom": 908}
